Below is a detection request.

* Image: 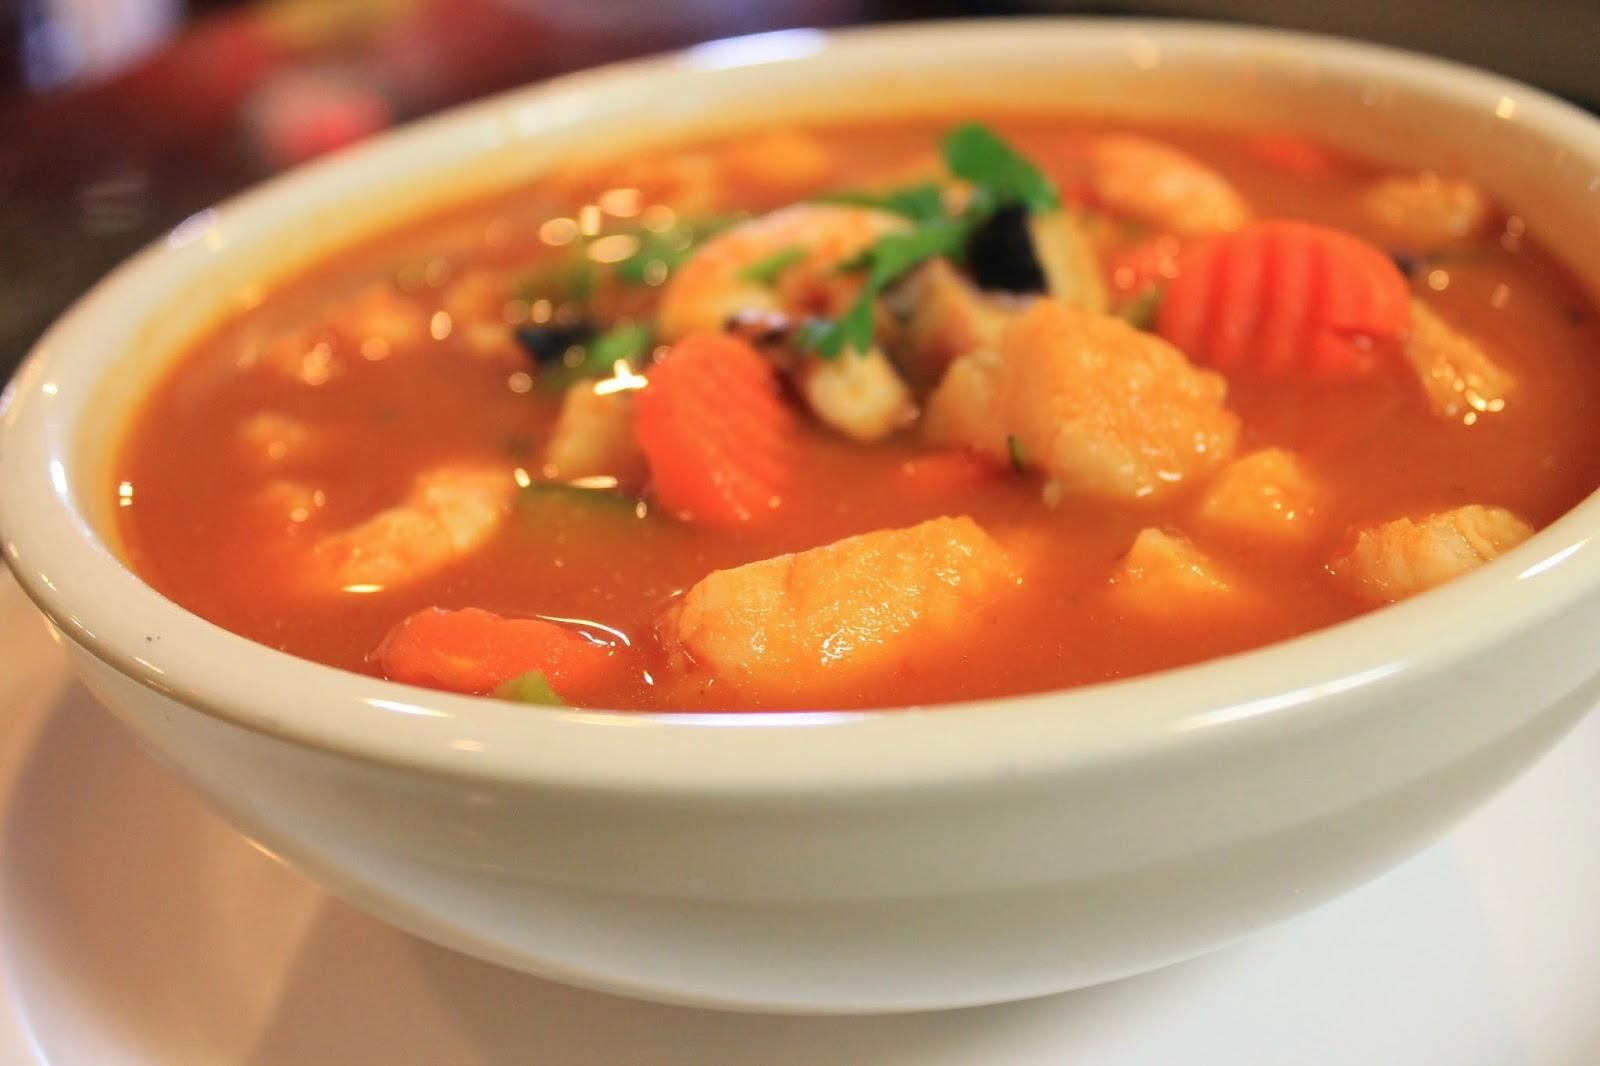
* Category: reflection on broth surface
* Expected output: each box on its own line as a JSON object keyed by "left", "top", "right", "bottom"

{"left": 114, "top": 117, "right": 1600, "bottom": 711}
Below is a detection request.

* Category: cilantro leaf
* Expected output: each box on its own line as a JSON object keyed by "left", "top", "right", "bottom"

{"left": 800, "top": 299, "right": 877, "bottom": 359}
{"left": 842, "top": 217, "right": 970, "bottom": 284}
{"left": 799, "top": 125, "right": 1058, "bottom": 360}
{"left": 943, "top": 123, "right": 1060, "bottom": 214}
{"left": 803, "top": 218, "right": 969, "bottom": 358}
{"left": 589, "top": 321, "right": 653, "bottom": 365}
{"left": 738, "top": 245, "right": 807, "bottom": 285}
{"left": 814, "top": 183, "right": 947, "bottom": 222}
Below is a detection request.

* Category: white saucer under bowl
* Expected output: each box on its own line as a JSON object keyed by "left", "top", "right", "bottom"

{"left": 1, "top": 573, "right": 1596, "bottom": 1063}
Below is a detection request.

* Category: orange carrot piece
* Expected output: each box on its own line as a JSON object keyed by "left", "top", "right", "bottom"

{"left": 373, "top": 606, "right": 617, "bottom": 697}
{"left": 896, "top": 450, "right": 1004, "bottom": 495}
{"left": 1156, "top": 219, "right": 1410, "bottom": 378}
{"left": 635, "top": 333, "right": 793, "bottom": 526}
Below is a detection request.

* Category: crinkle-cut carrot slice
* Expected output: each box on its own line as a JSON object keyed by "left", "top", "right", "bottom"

{"left": 634, "top": 333, "right": 793, "bottom": 526}
{"left": 1156, "top": 219, "right": 1410, "bottom": 378}
{"left": 373, "top": 606, "right": 618, "bottom": 697}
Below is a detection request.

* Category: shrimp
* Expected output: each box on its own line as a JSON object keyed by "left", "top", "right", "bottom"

{"left": 304, "top": 463, "right": 515, "bottom": 594}
{"left": 258, "top": 282, "right": 431, "bottom": 383}
{"left": 1402, "top": 300, "right": 1514, "bottom": 422}
{"left": 926, "top": 302, "right": 1239, "bottom": 505}
{"left": 659, "top": 516, "right": 1017, "bottom": 704}
{"left": 1361, "top": 173, "right": 1489, "bottom": 250}
{"left": 1089, "top": 135, "right": 1250, "bottom": 236}
{"left": 657, "top": 204, "right": 918, "bottom": 441}
{"left": 657, "top": 203, "right": 908, "bottom": 341}
{"left": 1331, "top": 505, "right": 1533, "bottom": 604}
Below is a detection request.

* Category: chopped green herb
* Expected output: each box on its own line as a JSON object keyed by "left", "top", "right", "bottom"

{"left": 802, "top": 126, "right": 1059, "bottom": 359}
{"left": 804, "top": 217, "right": 971, "bottom": 358}
{"left": 1007, "top": 434, "right": 1027, "bottom": 472}
{"left": 1118, "top": 285, "right": 1165, "bottom": 331}
{"left": 493, "top": 670, "right": 568, "bottom": 706}
{"left": 589, "top": 321, "right": 653, "bottom": 365}
{"left": 540, "top": 320, "right": 654, "bottom": 390}
{"left": 815, "top": 183, "right": 948, "bottom": 222}
{"left": 839, "top": 217, "right": 970, "bottom": 281}
{"left": 739, "top": 245, "right": 807, "bottom": 285}
{"left": 800, "top": 299, "right": 878, "bottom": 360}
{"left": 943, "top": 123, "right": 1061, "bottom": 216}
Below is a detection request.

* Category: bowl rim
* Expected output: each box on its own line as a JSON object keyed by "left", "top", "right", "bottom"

{"left": 4, "top": 17, "right": 1600, "bottom": 794}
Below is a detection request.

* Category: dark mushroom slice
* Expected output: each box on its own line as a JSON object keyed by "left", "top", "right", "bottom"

{"left": 514, "top": 322, "right": 593, "bottom": 366}
{"left": 965, "top": 204, "right": 1108, "bottom": 313}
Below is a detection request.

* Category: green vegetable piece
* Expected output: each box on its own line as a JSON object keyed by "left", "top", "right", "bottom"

{"left": 738, "top": 245, "right": 807, "bottom": 285}
{"left": 540, "top": 320, "right": 654, "bottom": 391}
{"left": 943, "top": 123, "right": 1061, "bottom": 215}
{"left": 1118, "top": 285, "right": 1165, "bottom": 331}
{"left": 1007, "top": 433, "right": 1027, "bottom": 473}
{"left": 806, "top": 217, "right": 970, "bottom": 359}
{"left": 493, "top": 671, "right": 568, "bottom": 706}
{"left": 815, "top": 183, "right": 948, "bottom": 222}
{"left": 589, "top": 321, "right": 653, "bottom": 365}
{"left": 840, "top": 218, "right": 970, "bottom": 285}
{"left": 800, "top": 298, "right": 878, "bottom": 360}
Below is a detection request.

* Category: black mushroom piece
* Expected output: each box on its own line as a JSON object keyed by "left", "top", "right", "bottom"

{"left": 966, "top": 204, "right": 1048, "bottom": 293}
{"left": 513, "top": 322, "right": 591, "bottom": 365}
{"left": 964, "top": 204, "right": 1108, "bottom": 312}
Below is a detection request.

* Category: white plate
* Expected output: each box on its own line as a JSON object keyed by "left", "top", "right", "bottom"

{"left": 0, "top": 570, "right": 1596, "bottom": 1065}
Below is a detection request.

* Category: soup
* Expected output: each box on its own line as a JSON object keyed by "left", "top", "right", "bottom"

{"left": 113, "top": 117, "right": 1600, "bottom": 711}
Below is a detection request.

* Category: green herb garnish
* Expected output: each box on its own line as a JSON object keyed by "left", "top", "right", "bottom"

{"left": 541, "top": 320, "right": 654, "bottom": 390}
{"left": 494, "top": 671, "right": 568, "bottom": 706}
{"left": 815, "top": 182, "right": 948, "bottom": 222}
{"left": 943, "top": 122, "right": 1060, "bottom": 216}
{"left": 738, "top": 245, "right": 807, "bottom": 285}
{"left": 589, "top": 321, "right": 653, "bottom": 365}
{"left": 802, "top": 124, "right": 1059, "bottom": 359}
{"left": 804, "top": 218, "right": 969, "bottom": 358}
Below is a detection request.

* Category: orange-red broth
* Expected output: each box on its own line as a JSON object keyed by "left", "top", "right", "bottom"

{"left": 114, "top": 118, "right": 1600, "bottom": 711}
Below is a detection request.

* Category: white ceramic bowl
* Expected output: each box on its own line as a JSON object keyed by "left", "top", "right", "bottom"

{"left": 3, "top": 20, "right": 1600, "bottom": 1014}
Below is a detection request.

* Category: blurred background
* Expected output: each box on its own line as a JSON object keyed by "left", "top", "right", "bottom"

{"left": 3, "top": 0, "right": 1597, "bottom": 383}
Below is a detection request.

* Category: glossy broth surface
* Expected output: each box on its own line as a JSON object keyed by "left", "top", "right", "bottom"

{"left": 114, "top": 117, "right": 1600, "bottom": 710}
